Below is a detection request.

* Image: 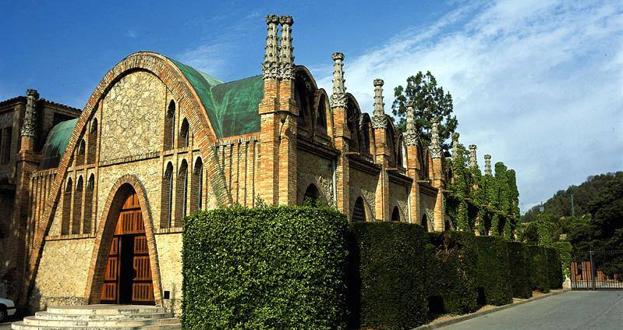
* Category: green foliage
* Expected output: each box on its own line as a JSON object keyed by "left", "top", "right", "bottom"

{"left": 526, "top": 245, "right": 552, "bottom": 293}
{"left": 428, "top": 232, "right": 479, "bottom": 314}
{"left": 182, "top": 206, "right": 349, "bottom": 329}
{"left": 350, "top": 222, "right": 432, "bottom": 329}
{"left": 490, "top": 214, "right": 500, "bottom": 236}
{"left": 474, "top": 236, "right": 513, "bottom": 305}
{"left": 391, "top": 71, "right": 458, "bottom": 147}
{"left": 507, "top": 169, "right": 520, "bottom": 220}
{"left": 506, "top": 242, "right": 532, "bottom": 298}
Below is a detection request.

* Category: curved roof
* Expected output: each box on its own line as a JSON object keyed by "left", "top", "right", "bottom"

{"left": 41, "top": 118, "right": 78, "bottom": 169}
{"left": 168, "top": 58, "right": 263, "bottom": 138}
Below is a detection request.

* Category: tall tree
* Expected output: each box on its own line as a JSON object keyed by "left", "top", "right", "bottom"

{"left": 392, "top": 71, "right": 458, "bottom": 148}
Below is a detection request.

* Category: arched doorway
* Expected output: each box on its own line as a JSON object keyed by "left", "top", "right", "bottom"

{"left": 100, "top": 187, "right": 154, "bottom": 305}
{"left": 303, "top": 184, "right": 320, "bottom": 206}
{"left": 352, "top": 197, "right": 366, "bottom": 222}
{"left": 421, "top": 214, "right": 429, "bottom": 232}
{"left": 391, "top": 206, "right": 401, "bottom": 222}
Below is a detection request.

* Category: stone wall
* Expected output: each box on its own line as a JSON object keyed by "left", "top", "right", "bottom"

{"left": 349, "top": 167, "right": 378, "bottom": 221}
{"left": 154, "top": 233, "right": 183, "bottom": 315}
{"left": 296, "top": 149, "right": 334, "bottom": 205}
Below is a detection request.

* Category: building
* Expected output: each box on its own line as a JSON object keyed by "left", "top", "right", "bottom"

{"left": 0, "top": 91, "right": 81, "bottom": 301}
{"left": 6, "top": 15, "right": 463, "bottom": 314}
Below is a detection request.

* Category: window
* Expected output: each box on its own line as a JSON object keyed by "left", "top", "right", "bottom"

{"left": 72, "top": 176, "right": 83, "bottom": 234}
{"left": 164, "top": 100, "right": 176, "bottom": 150}
{"left": 421, "top": 214, "right": 429, "bottom": 232}
{"left": 87, "top": 118, "right": 97, "bottom": 164}
{"left": 175, "top": 160, "right": 188, "bottom": 227}
{"left": 190, "top": 158, "right": 203, "bottom": 213}
{"left": 352, "top": 197, "right": 366, "bottom": 222}
{"left": 83, "top": 175, "right": 95, "bottom": 234}
{"left": 179, "top": 119, "right": 189, "bottom": 148}
{"left": 160, "top": 163, "right": 174, "bottom": 228}
{"left": 76, "top": 139, "right": 86, "bottom": 166}
{"left": 0, "top": 127, "right": 12, "bottom": 164}
{"left": 61, "top": 178, "right": 72, "bottom": 235}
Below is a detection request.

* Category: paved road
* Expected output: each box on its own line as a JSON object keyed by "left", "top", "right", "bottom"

{"left": 443, "top": 291, "right": 623, "bottom": 330}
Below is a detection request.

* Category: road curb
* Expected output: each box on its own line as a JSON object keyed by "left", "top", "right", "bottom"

{"left": 414, "top": 289, "right": 571, "bottom": 329}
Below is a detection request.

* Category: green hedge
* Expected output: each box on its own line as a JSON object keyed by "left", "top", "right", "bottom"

{"left": 475, "top": 236, "right": 513, "bottom": 305}
{"left": 526, "top": 245, "right": 551, "bottom": 292}
{"left": 545, "top": 247, "right": 564, "bottom": 289}
{"left": 506, "top": 242, "right": 532, "bottom": 298}
{"left": 428, "top": 232, "right": 478, "bottom": 315}
{"left": 349, "top": 222, "right": 432, "bottom": 329}
{"left": 182, "top": 206, "right": 349, "bottom": 329}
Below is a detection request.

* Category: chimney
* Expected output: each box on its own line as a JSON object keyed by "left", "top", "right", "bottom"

{"left": 430, "top": 118, "right": 442, "bottom": 159}
{"left": 484, "top": 154, "right": 492, "bottom": 176}
{"left": 469, "top": 144, "right": 477, "bottom": 169}
{"left": 371, "top": 79, "right": 387, "bottom": 129}
{"left": 278, "top": 15, "right": 294, "bottom": 80}
{"left": 262, "top": 15, "right": 280, "bottom": 79}
{"left": 330, "top": 52, "right": 347, "bottom": 109}
{"left": 404, "top": 105, "right": 418, "bottom": 146}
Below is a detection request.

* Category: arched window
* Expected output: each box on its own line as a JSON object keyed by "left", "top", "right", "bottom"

{"left": 303, "top": 184, "right": 320, "bottom": 206}
{"left": 421, "top": 214, "right": 429, "bottom": 232}
{"left": 83, "top": 174, "right": 95, "bottom": 234}
{"left": 391, "top": 206, "right": 401, "bottom": 222}
{"left": 61, "top": 178, "right": 73, "bottom": 235}
{"left": 72, "top": 176, "right": 83, "bottom": 234}
{"left": 175, "top": 160, "right": 188, "bottom": 227}
{"left": 352, "top": 197, "right": 366, "bottom": 222}
{"left": 179, "top": 119, "right": 190, "bottom": 149}
{"left": 87, "top": 118, "right": 97, "bottom": 164}
{"left": 164, "top": 100, "right": 176, "bottom": 150}
{"left": 76, "top": 139, "right": 86, "bottom": 166}
{"left": 160, "top": 163, "right": 174, "bottom": 228}
{"left": 190, "top": 157, "right": 203, "bottom": 213}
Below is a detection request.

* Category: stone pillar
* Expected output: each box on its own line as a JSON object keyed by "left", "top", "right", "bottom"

{"left": 484, "top": 154, "right": 492, "bottom": 176}
{"left": 258, "top": 15, "right": 298, "bottom": 206}
{"left": 371, "top": 79, "right": 389, "bottom": 221}
{"left": 13, "top": 89, "right": 41, "bottom": 306}
{"left": 430, "top": 119, "right": 445, "bottom": 231}
{"left": 330, "top": 52, "right": 350, "bottom": 217}
{"left": 276, "top": 15, "right": 297, "bottom": 206}
{"left": 258, "top": 14, "right": 281, "bottom": 205}
{"left": 404, "top": 106, "right": 421, "bottom": 224}
{"left": 469, "top": 144, "right": 477, "bottom": 169}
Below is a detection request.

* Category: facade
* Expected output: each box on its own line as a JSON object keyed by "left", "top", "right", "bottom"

{"left": 4, "top": 15, "right": 468, "bottom": 314}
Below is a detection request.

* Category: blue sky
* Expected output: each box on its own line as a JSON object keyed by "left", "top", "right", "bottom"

{"left": 1, "top": 0, "right": 622, "bottom": 212}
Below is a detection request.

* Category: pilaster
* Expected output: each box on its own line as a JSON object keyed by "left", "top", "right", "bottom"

{"left": 330, "top": 52, "right": 350, "bottom": 217}
{"left": 430, "top": 119, "right": 445, "bottom": 231}
{"left": 404, "top": 106, "right": 421, "bottom": 224}
{"left": 371, "top": 79, "right": 389, "bottom": 221}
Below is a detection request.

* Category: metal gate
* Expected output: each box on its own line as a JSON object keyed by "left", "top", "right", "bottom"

{"left": 570, "top": 250, "right": 623, "bottom": 290}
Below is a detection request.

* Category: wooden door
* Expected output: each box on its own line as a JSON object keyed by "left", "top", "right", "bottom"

{"left": 100, "top": 191, "right": 154, "bottom": 304}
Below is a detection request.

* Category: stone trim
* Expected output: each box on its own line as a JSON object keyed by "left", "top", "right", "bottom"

{"left": 83, "top": 174, "right": 163, "bottom": 306}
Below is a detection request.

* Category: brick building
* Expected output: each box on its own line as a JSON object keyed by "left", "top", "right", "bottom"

{"left": 4, "top": 15, "right": 471, "bottom": 313}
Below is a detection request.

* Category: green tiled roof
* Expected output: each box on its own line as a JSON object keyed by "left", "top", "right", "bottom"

{"left": 41, "top": 118, "right": 78, "bottom": 169}
{"left": 168, "top": 58, "right": 263, "bottom": 138}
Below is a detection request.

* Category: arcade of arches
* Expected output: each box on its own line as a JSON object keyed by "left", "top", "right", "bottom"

{"left": 7, "top": 16, "right": 464, "bottom": 315}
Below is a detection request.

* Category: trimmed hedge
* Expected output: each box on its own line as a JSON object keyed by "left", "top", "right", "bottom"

{"left": 428, "top": 232, "right": 479, "bottom": 315}
{"left": 506, "top": 242, "right": 532, "bottom": 298}
{"left": 526, "top": 245, "right": 551, "bottom": 292}
{"left": 182, "top": 206, "right": 349, "bottom": 329}
{"left": 474, "top": 236, "right": 513, "bottom": 305}
{"left": 349, "top": 222, "right": 432, "bottom": 329}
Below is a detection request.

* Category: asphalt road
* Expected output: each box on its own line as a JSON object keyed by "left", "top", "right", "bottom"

{"left": 443, "top": 290, "right": 623, "bottom": 330}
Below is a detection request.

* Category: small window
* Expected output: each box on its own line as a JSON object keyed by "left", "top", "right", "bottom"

{"left": 179, "top": 119, "right": 190, "bottom": 148}
{"left": 303, "top": 184, "right": 320, "bottom": 206}
{"left": 160, "top": 163, "right": 174, "bottom": 228}
{"left": 391, "top": 206, "right": 401, "bottom": 222}
{"left": 164, "top": 100, "right": 176, "bottom": 150}
{"left": 352, "top": 197, "right": 366, "bottom": 222}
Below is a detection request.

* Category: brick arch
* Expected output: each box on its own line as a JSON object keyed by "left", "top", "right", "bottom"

{"left": 84, "top": 174, "right": 163, "bottom": 305}
{"left": 23, "top": 51, "right": 230, "bottom": 304}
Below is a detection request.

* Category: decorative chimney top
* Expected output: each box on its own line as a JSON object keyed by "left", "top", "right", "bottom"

{"left": 404, "top": 105, "right": 418, "bottom": 146}
{"left": 330, "top": 52, "right": 347, "bottom": 109}
{"left": 371, "top": 79, "right": 387, "bottom": 129}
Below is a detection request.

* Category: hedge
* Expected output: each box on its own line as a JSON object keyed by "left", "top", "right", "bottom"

{"left": 506, "top": 242, "right": 532, "bottom": 298}
{"left": 349, "top": 222, "right": 432, "bottom": 329}
{"left": 182, "top": 206, "right": 349, "bottom": 329}
{"left": 428, "top": 232, "right": 479, "bottom": 315}
{"left": 183, "top": 210, "right": 563, "bottom": 329}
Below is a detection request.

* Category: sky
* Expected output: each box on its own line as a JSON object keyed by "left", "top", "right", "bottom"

{"left": 1, "top": 0, "right": 622, "bottom": 212}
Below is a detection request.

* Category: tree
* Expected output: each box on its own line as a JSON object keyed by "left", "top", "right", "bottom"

{"left": 392, "top": 71, "right": 458, "bottom": 148}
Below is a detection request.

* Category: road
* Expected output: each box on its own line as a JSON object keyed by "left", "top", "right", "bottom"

{"left": 443, "top": 291, "right": 623, "bottom": 330}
